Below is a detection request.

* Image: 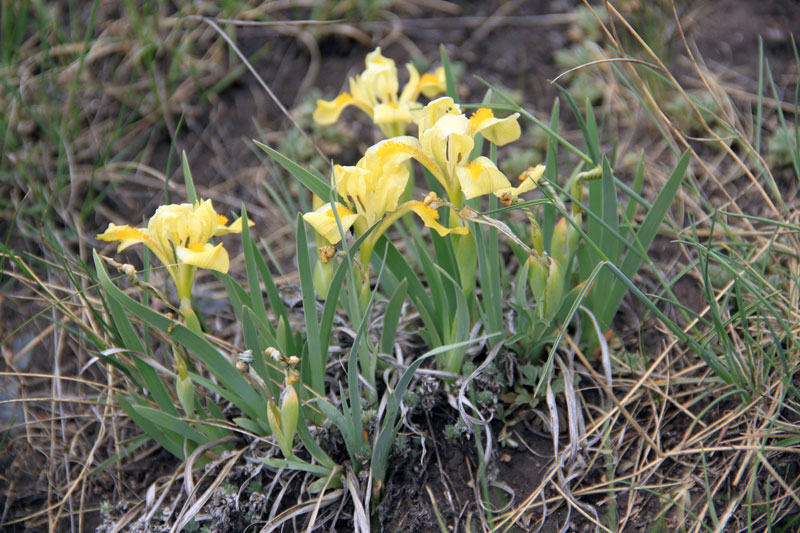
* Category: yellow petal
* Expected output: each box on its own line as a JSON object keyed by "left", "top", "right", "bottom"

{"left": 97, "top": 223, "right": 172, "bottom": 268}
{"left": 399, "top": 63, "right": 422, "bottom": 104}
{"left": 420, "top": 112, "right": 471, "bottom": 175}
{"left": 370, "top": 137, "right": 442, "bottom": 182}
{"left": 363, "top": 47, "right": 399, "bottom": 102}
{"left": 418, "top": 67, "right": 446, "bottom": 98}
{"left": 176, "top": 242, "right": 230, "bottom": 274}
{"left": 302, "top": 203, "right": 360, "bottom": 244}
{"left": 213, "top": 215, "right": 253, "bottom": 236}
{"left": 456, "top": 157, "right": 512, "bottom": 199}
{"left": 493, "top": 164, "right": 545, "bottom": 200}
{"left": 468, "top": 108, "right": 521, "bottom": 146}
{"left": 313, "top": 93, "right": 371, "bottom": 125}
{"left": 519, "top": 164, "right": 546, "bottom": 186}
{"left": 406, "top": 200, "right": 469, "bottom": 236}
{"left": 97, "top": 223, "right": 148, "bottom": 251}
{"left": 370, "top": 161, "right": 408, "bottom": 221}
{"left": 373, "top": 102, "right": 413, "bottom": 125}
{"left": 147, "top": 202, "right": 191, "bottom": 254}
{"left": 188, "top": 199, "right": 219, "bottom": 245}
{"left": 419, "top": 96, "right": 461, "bottom": 133}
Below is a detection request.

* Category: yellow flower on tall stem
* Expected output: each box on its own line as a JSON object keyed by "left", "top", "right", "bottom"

{"left": 313, "top": 47, "right": 446, "bottom": 138}
{"left": 97, "top": 199, "right": 249, "bottom": 326}
{"left": 97, "top": 198, "right": 249, "bottom": 418}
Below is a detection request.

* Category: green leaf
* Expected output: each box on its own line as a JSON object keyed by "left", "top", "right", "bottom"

{"left": 240, "top": 207, "right": 272, "bottom": 338}
{"left": 132, "top": 405, "right": 210, "bottom": 444}
{"left": 316, "top": 396, "right": 360, "bottom": 468}
{"left": 440, "top": 44, "right": 458, "bottom": 102}
{"left": 130, "top": 354, "right": 180, "bottom": 417}
{"left": 553, "top": 83, "right": 598, "bottom": 164}
{"left": 94, "top": 251, "right": 267, "bottom": 422}
{"left": 104, "top": 286, "right": 146, "bottom": 354}
{"left": 295, "top": 213, "right": 325, "bottom": 396}
{"left": 254, "top": 140, "right": 333, "bottom": 201}
{"left": 380, "top": 279, "right": 408, "bottom": 355}
{"left": 182, "top": 151, "right": 197, "bottom": 204}
{"left": 118, "top": 395, "right": 186, "bottom": 459}
{"left": 262, "top": 457, "right": 333, "bottom": 477}
{"left": 233, "top": 417, "right": 263, "bottom": 435}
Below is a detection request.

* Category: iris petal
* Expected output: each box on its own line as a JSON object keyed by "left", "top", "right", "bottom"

{"left": 177, "top": 242, "right": 230, "bottom": 274}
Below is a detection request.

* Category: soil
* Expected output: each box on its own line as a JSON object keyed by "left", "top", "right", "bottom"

{"left": 2, "top": 0, "right": 799, "bottom": 531}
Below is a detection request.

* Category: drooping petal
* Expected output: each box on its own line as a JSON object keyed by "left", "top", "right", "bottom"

{"left": 313, "top": 93, "right": 372, "bottom": 125}
{"left": 493, "top": 164, "right": 545, "bottom": 201}
{"left": 370, "top": 137, "right": 444, "bottom": 186}
{"left": 468, "top": 108, "right": 521, "bottom": 146}
{"left": 97, "top": 223, "right": 149, "bottom": 251}
{"left": 302, "top": 203, "right": 360, "bottom": 244}
{"left": 213, "top": 214, "right": 253, "bottom": 236}
{"left": 97, "top": 223, "right": 172, "bottom": 268}
{"left": 406, "top": 201, "right": 469, "bottom": 236}
{"left": 456, "top": 157, "right": 512, "bottom": 199}
{"left": 176, "top": 242, "right": 230, "bottom": 274}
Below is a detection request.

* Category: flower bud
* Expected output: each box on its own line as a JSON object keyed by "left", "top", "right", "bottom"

{"left": 527, "top": 256, "right": 548, "bottom": 307}
{"left": 543, "top": 258, "right": 565, "bottom": 321}
{"left": 529, "top": 217, "right": 543, "bottom": 255}
{"left": 176, "top": 373, "right": 196, "bottom": 419}
{"left": 313, "top": 255, "right": 335, "bottom": 299}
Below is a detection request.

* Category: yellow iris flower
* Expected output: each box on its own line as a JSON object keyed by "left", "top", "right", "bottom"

{"left": 303, "top": 145, "right": 466, "bottom": 245}
{"left": 97, "top": 199, "right": 248, "bottom": 300}
{"left": 303, "top": 152, "right": 466, "bottom": 247}
{"left": 313, "top": 47, "right": 446, "bottom": 138}
{"left": 369, "top": 97, "right": 521, "bottom": 205}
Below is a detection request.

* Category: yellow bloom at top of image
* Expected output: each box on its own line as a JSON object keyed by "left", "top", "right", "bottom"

{"left": 313, "top": 47, "right": 446, "bottom": 136}
{"left": 97, "top": 199, "right": 250, "bottom": 298}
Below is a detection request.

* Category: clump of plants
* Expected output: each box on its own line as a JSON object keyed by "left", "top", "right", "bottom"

{"left": 92, "top": 44, "right": 688, "bottom": 528}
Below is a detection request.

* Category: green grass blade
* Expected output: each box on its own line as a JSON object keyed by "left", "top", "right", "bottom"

{"left": 600, "top": 150, "right": 690, "bottom": 326}
{"left": 553, "top": 83, "right": 598, "bottom": 164}
{"left": 240, "top": 207, "right": 273, "bottom": 335}
{"left": 254, "top": 140, "right": 333, "bottom": 201}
